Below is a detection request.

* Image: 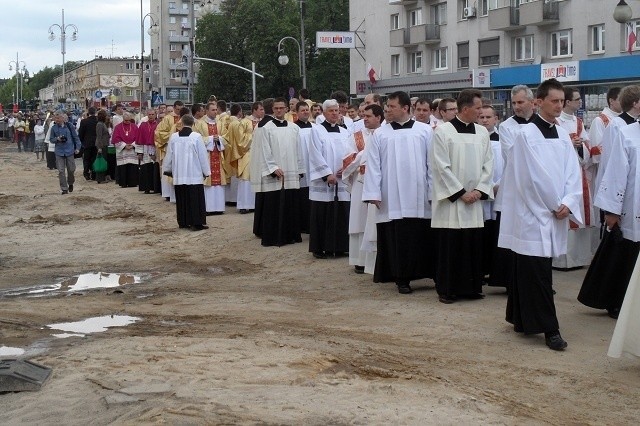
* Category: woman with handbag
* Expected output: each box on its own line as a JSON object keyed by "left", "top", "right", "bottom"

{"left": 95, "top": 110, "right": 111, "bottom": 183}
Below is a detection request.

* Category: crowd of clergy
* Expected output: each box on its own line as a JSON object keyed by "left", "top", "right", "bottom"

{"left": 46, "top": 81, "right": 640, "bottom": 356}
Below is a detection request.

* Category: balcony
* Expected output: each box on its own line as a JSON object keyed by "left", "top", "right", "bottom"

{"left": 388, "top": 0, "right": 418, "bottom": 5}
{"left": 169, "top": 35, "right": 190, "bottom": 43}
{"left": 390, "top": 28, "right": 412, "bottom": 47}
{"left": 410, "top": 24, "right": 440, "bottom": 45}
{"left": 168, "top": 7, "right": 189, "bottom": 15}
{"left": 488, "top": 6, "right": 524, "bottom": 31}
{"left": 520, "top": 0, "right": 559, "bottom": 27}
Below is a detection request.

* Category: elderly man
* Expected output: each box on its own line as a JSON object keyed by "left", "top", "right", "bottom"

{"left": 137, "top": 108, "right": 159, "bottom": 193}
{"left": 49, "top": 111, "right": 82, "bottom": 194}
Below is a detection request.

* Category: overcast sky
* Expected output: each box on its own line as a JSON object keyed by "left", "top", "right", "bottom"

{"left": 1, "top": 0, "right": 151, "bottom": 79}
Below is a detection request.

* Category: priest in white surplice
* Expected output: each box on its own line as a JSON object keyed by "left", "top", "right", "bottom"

{"left": 431, "top": 89, "right": 493, "bottom": 304}
{"left": 499, "top": 79, "right": 583, "bottom": 351}
{"left": 162, "top": 114, "right": 211, "bottom": 231}
{"left": 342, "top": 104, "right": 383, "bottom": 275}
{"left": 293, "top": 101, "right": 314, "bottom": 234}
{"left": 554, "top": 86, "right": 596, "bottom": 268}
{"left": 579, "top": 85, "right": 640, "bottom": 319}
{"left": 250, "top": 97, "right": 305, "bottom": 247}
{"left": 587, "top": 87, "right": 621, "bottom": 181}
{"left": 362, "top": 91, "right": 435, "bottom": 294}
{"left": 308, "top": 99, "right": 352, "bottom": 258}
{"left": 581, "top": 119, "right": 640, "bottom": 320}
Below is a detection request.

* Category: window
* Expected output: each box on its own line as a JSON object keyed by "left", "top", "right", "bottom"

{"left": 391, "top": 14, "right": 400, "bottom": 30}
{"left": 432, "top": 2, "right": 447, "bottom": 25}
{"left": 409, "top": 51, "right": 423, "bottom": 73}
{"left": 433, "top": 47, "right": 448, "bottom": 70}
{"left": 458, "top": 42, "right": 469, "bottom": 68}
{"left": 125, "top": 62, "right": 133, "bottom": 70}
{"left": 182, "top": 1, "right": 189, "bottom": 9}
{"left": 627, "top": 20, "right": 640, "bottom": 52}
{"left": 479, "top": 38, "right": 500, "bottom": 65}
{"left": 170, "top": 71, "right": 176, "bottom": 79}
{"left": 136, "top": 63, "right": 141, "bottom": 70}
{"left": 126, "top": 89, "right": 133, "bottom": 97}
{"left": 409, "top": 9, "right": 423, "bottom": 27}
{"left": 589, "top": 24, "right": 605, "bottom": 53}
{"left": 480, "top": 0, "right": 499, "bottom": 15}
{"left": 460, "top": 0, "right": 469, "bottom": 20}
{"left": 169, "top": 30, "right": 176, "bottom": 36}
{"left": 391, "top": 54, "right": 400, "bottom": 75}
{"left": 170, "top": 58, "right": 176, "bottom": 65}
{"left": 551, "top": 30, "right": 572, "bottom": 57}
{"left": 181, "top": 17, "right": 188, "bottom": 24}
{"left": 170, "top": 44, "right": 177, "bottom": 51}
{"left": 169, "top": 2, "right": 176, "bottom": 9}
{"left": 513, "top": 35, "right": 534, "bottom": 61}
{"left": 169, "top": 17, "right": 176, "bottom": 24}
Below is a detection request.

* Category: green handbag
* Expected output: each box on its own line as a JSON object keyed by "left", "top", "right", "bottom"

{"left": 92, "top": 153, "right": 108, "bottom": 173}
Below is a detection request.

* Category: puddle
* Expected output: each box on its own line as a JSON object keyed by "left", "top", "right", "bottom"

{"left": 0, "top": 273, "right": 146, "bottom": 298}
{"left": 0, "top": 346, "right": 25, "bottom": 357}
{"left": 47, "top": 315, "right": 140, "bottom": 336}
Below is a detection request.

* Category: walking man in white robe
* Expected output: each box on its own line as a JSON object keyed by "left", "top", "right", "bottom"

{"left": 363, "top": 91, "right": 435, "bottom": 294}
{"left": 499, "top": 78, "right": 583, "bottom": 351}
{"left": 342, "top": 104, "right": 383, "bottom": 274}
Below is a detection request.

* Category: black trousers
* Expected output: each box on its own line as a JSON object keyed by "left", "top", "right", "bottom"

{"left": 83, "top": 146, "right": 98, "bottom": 179}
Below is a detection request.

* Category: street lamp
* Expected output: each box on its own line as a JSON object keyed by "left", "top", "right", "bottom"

{"left": 276, "top": 1, "right": 307, "bottom": 89}
{"left": 277, "top": 36, "right": 306, "bottom": 89}
{"left": 614, "top": 0, "right": 633, "bottom": 23}
{"left": 48, "top": 8, "right": 78, "bottom": 103}
{"left": 8, "top": 52, "right": 26, "bottom": 109}
{"left": 141, "top": 2, "right": 159, "bottom": 108}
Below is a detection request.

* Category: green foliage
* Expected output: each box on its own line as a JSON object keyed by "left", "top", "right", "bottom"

{"left": 194, "top": 0, "right": 349, "bottom": 104}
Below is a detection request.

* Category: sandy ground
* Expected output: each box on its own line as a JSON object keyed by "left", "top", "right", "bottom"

{"left": 1, "top": 139, "right": 639, "bottom": 425}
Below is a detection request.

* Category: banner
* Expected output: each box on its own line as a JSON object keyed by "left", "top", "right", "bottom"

{"left": 316, "top": 32, "right": 356, "bottom": 49}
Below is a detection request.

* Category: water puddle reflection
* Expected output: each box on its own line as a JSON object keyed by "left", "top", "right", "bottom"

{"left": 0, "top": 346, "right": 25, "bottom": 357}
{"left": 47, "top": 315, "right": 140, "bottom": 336}
{"left": 0, "top": 273, "right": 146, "bottom": 298}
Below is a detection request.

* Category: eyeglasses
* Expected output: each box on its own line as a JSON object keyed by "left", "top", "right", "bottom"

{"left": 445, "top": 107, "right": 458, "bottom": 111}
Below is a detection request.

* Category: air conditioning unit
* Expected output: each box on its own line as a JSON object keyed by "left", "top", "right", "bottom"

{"left": 463, "top": 7, "right": 477, "bottom": 19}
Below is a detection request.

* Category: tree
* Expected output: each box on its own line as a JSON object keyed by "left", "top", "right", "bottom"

{"left": 194, "top": 0, "right": 349, "bottom": 103}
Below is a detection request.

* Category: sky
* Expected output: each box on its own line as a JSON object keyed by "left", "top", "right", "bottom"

{"left": 1, "top": 0, "right": 152, "bottom": 80}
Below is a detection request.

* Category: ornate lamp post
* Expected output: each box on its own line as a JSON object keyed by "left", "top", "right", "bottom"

{"left": 48, "top": 9, "right": 78, "bottom": 102}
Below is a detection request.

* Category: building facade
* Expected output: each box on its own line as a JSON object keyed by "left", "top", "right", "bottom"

{"left": 350, "top": 0, "right": 640, "bottom": 123}
{"left": 44, "top": 57, "right": 158, "bottom": 110}
{"left": 150, "top": 0, "right": 223, "bottom": 104}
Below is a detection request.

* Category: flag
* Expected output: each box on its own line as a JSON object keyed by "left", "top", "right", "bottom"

{"left": 366, "top": 63, "right": 377, "bottom": 84}
{"left": 628, "top": 24, "right": 637, "bottom": 54}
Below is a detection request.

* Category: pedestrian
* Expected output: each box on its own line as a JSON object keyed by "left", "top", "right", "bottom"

{"left": 95, "top": 109, "right": 111, "bottom": 183}
{"left": 136, "top": 108, "right": 159, "bottom": 193}
{"left": 498, "top": 78, "right": 583, "bottom": 351}
{"left": 111, "top": 111, "right": 139, "bottom": 188}
{"left": 78, "top": 107, "right": 98, "bottom": 181}
{"left": 163, "top": 114, "right": 211, "bottom": 231}
{"left": 201, "top": 101, "right": 227, "bottom": 214}
{"left": 49, "top": 111, "right": 82, "bottom": 194}
{"left": 33, "top": 118, "right": 46, "bottom": 161}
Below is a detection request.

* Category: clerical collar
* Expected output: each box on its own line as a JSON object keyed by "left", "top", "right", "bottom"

{"left": 512, "top": 114, "right": 536, "bottom": 125}
{"left": 294, "top": 119, "right": 312, "bottom": 129}
{"left": 272, "top": 117, "right": 288, "bottom": 127}
{"left": 178, "top": 126, "right": 193, "bottom": 137}
{"left": 390, "top": 119, "right": 415, "bottom": 130}
{"left": 489, "top": 131, "right": 499, "bottom": 141}
{"left": 619, "top": 111, "right": 638, "bottom": 124}
{"left": 450, "top": 116, "right": 475, "bottom": 134}
{"left": 321, "top": 120, "right": 341, "bottom": 133}
{"left": 560, "top": 111, "right": 577, "bottom": 121}
{"left": 533, "top": 115, "right": 559, "bottom": 139}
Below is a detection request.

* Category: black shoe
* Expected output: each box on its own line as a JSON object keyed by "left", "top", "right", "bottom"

{"left": 239, "top": 209, "right": 248, "bottom": 214}
{"left": 545, "top": 332, "right": 568, "bottom": 351}
{"left": 83, "top": 173, "right": 91, "bottom": 180}
{"left": 397, "top": 283, "right": 413, "bottom": 294}
{"left": 61, "top": 190, "right": 68, "bottom": 195}
{"left": 607, "top": 308, "right": 620, "bottom": 319}
{"left": 438, "top": 295, "right": 456, "bottom": 304}
{"left": 465, "top": 293, "right": 485, "bottom": 300}
{"left": 68, "top": 184, "right": 74, "bottom": 193}
{"left": 312, "top": 252, "right": 327, "bottom": 259}
{"left": 354, "top": 266, "right": 365, "bottom": 274}
{"left": 191, "top": 225, "right": 209, "bottom": 231}
{"left": 144, "top": 190, "right": 150, "bottom": 194}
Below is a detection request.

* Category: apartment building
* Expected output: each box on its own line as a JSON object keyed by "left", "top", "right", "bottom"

{"left": 150, "top": 0, "right": 223, "bottom": 104}
{"left": 350, "top": 0, "right": 640, "bottom": 121}
{"left": 46, "top": 57, "right": 158, "bottom": 110}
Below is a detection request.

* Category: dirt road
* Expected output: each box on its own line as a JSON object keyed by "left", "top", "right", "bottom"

{"left": 1, "top": 142, "right": 638, "bottom": 425}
